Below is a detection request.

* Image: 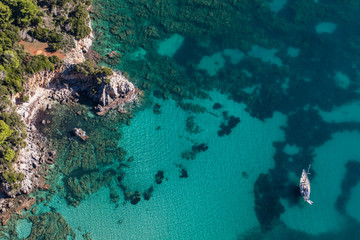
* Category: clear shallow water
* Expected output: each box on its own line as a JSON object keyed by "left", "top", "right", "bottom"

{"left": 281, "top": 131, "right": 360, "bottom": 234}
{"left": 36, "top": 92, "right": 286, "bottom": 239}
{"left": 8, "top": 1, "right": 360, "bottom": 239}
{"left": 15, "top": 219, "right": 32, "bottom": 239}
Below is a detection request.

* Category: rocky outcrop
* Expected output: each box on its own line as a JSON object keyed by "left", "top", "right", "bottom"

{"left": 63, "top": 17, "right": 94, "bottom": 65}
{"left": 23, "top": 66, "right": 64, "bottom": 92}
{"left": 97, "top": 73, "right": 134, "bottom": 106}
{"left": 61, "top": 70, "right": 139, "bottom": 115}
{"left": 94, "top": 72, "right": 138, "bottom": 115}
{"left": 73, "top": 128, "right": 89, "bottom": 141}
{"left": 15, "top": 197, "right": 36, "bottom": 214}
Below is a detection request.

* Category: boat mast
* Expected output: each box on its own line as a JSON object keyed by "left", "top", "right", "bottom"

{"left": 307, "top": 164, "right": 311, "bottom": 175}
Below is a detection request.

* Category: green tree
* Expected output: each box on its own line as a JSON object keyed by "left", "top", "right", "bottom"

{"left": 0, "top": 2, "right": 11, "bottom": 28}
{"left": 3, "top": 148, "right": 15, "bottom": 162}
{"left": 13, "top": 0, "right": 38, "bottom": 27}
{"left": 0, "top": 120, "right": 13, "bottom": 144}
{"left": 25, "top": 55, "right": 54, "bottom": 73}
{"left": 71, "top": 19, "right": 91, "bottom": 39}
{"left": 1, "top": 50, "right": 20, "bottom": 69}
{"left": 2, "top": 169, "right": 23, "bottom": 183}
{"left": 48, "top": 55, "right": 61, "bottom": 65}
{"left": 101, "top": 66, "right": 113, "bottom": 76}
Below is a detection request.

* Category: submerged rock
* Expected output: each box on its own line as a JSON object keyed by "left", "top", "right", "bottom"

{"left": 192, "top": 143, "right": 208, "bottom": 153}
{"left": 130, "top": 191, "right": 141, "bottom": 205}
{"left": 27, "top": 212, "right": 76, "bottom": 239}
{"left": 212, "top": 103, "right": 222, "bottom": 110}
{"left": 15, "top": 197, "right": 36, "bottom": 214}
{"left": 254, "top": 173, "right": 285, "bottom": 231}
{"left": 143, "top": 186, "right": 154, "bottom": 201}
{"left": 155, "top": 170, "right": 164, "bottom": 184}
{"left": 218, "top": 115, "right": 240, "bottom": 137}
{"left": 73, "top": 128, "right": 89, "bottom": 141}
{"left": 180, "top": 168, "right": 188, "bottom": 178}
{"left": 153, "top": 103, "right": 161, "bottom": 114}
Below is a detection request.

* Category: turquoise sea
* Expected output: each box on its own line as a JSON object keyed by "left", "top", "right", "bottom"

{"left": 6, "top": 0, "right": 360, "bottom": 239}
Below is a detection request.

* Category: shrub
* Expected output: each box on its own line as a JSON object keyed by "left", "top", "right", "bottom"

{"left": 29, "top": 27, "right": 49, "bottom": 41}
{"left": 71, "top": 19, "right": 91, "bottom": 39}
{"left": 3, "top": 148, "right": 15, "bottom": 162}
{"left": 73, "top": 58, "right": 95, "bottom": 76}
{"left": 71, "top": 6, "right": 88, "bottom": 19}
{"left": 56, "top": 0, "right": 70, "bottom": 7}
{"left": 4, "top": 71, "right": 23, "bottom": 92}
{"left": 12, "top": 0, "right": 39, "bottom": 27}
{"left": 47, "top": 42, "right": 61, "bottom": 52}
{"left": 48, "top": 31, "right": 63, "bottom": 43}
{"left": 1, "top": 50, "right": 20, "bottom": 69}
{"left": 104, "top": 78, "right": 111, "bottom": 84}
{"left": 101, "top": 66, "right": 113, "bottom": 76}
{"left": 25, "top": 55, "right": 54, "bottom": 73}
{"left": 0, "top": 120, "right": 13, "bottom": 144}
{"left": 30, "top": 15, "right": 42, "bottom": 26}
{"left": 2, "top": 169, "right": 24, "bottom": 183}
{"left": 48, "top": 55, "right": 61, "bottom": 65}
{"left": 20, "top": 93, "right": 29, "bottom": 102}
{"left": 0, "top": 2, "right": 11, "bottom": 28}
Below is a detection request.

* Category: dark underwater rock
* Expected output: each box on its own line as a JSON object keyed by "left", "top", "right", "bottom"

{"left": 110, "top": 187, "right": 120, "bottom": 204}
{"left": 181, "top": 150, "right": 196, "bottom": 160}
{"left": 27, "top": 212, "right": 75, "bottom": 239}
{"left": 143, "top": 186, "right": 154, "bottom": 201}
{"left": 192, "top": 143, "right": 208, "bottom": 153}
{"left": 254, "top": 173, "right": 285, "bottom": 232}
{"left": 185, "top": 116, "right": 202, "bottom": 134}
{"left": 155, "top": 170, "right": 164, "bottom": 184}
{"left": 181, "top": 143, "right": 208, "bottom": 160}
{"left": 178, "top": 102, "right": 206, "bottom": 114}
{"left": 336, "top": 160, "right": 360, "bottom": 214}
{"left": 218, "top": 115, "right": 240, "bottom": 137}
{"left": 130, "top": 191, "right": 141, "bottom": 205}
{"left": 180, "top": 168, "right": 188, "bottom": 178}
{"left": 153, "top": 90, "right": 167, "bottom": 100}
{"left": 284, "top": 109, "right": 332, "bottom": 148}
{"left": 153, "top": 103, "right": 161, "bottom": 114}
{"left": 64, "top": 177, "right": 85, "bottom": 206}
{"left": 212, "top": 103, "right": 222, "bottom": 110}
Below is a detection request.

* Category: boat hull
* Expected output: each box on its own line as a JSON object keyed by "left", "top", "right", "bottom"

{"left": 300, "top": 169, "right": 313, "bottom": 205}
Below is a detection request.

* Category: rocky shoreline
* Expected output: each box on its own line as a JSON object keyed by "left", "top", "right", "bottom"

{"left": 0, "top": 13, "right": 139, "bottom": 225}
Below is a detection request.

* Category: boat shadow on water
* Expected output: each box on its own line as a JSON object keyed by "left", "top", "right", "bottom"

{"left": 286, "top": 185, "right": 303, "bottom": 206}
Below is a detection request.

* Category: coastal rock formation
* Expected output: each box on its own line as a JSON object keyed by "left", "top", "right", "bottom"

{"left": 61, "top": 70, "right": 139, "bottom": 115}
{"left": 15, "top": 197, "right": 36, "bottom": 214}
{"left": 96, "top": 72, "right": 135, "bottom": 106}
{"left": 63, "top": 18, "right": 94, "bottom": 65}
{"left": 94, "top": 72, "right": 138, "bottom": 115}
{"left": 1, "top": 4, "right": 138, "bottom": 222}
{"left": 73, "top": 128, "right": 89, "bottom": 141}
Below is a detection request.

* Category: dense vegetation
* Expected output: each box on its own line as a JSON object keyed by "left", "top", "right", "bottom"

{"left": 72, "top": 59, "right": 113, "bottom": 84}
{"left": 29, "top": 0, "right": 92, "bottom": 50}
{"left": 0, "top": 0, "right": 92, "bottom": 191}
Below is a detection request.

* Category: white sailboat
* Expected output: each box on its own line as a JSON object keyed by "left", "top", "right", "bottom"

{"left": 300, "top": 165, "right": 313, "bottom": 205}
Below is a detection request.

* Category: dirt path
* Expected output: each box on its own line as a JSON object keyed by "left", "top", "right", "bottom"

{"left": 20, "top": 41, "right": 66, "bottom": 60}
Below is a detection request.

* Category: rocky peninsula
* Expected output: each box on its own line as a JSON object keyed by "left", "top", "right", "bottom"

{"left": 0, "top": 13, "right": 139, "bottom": 225}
